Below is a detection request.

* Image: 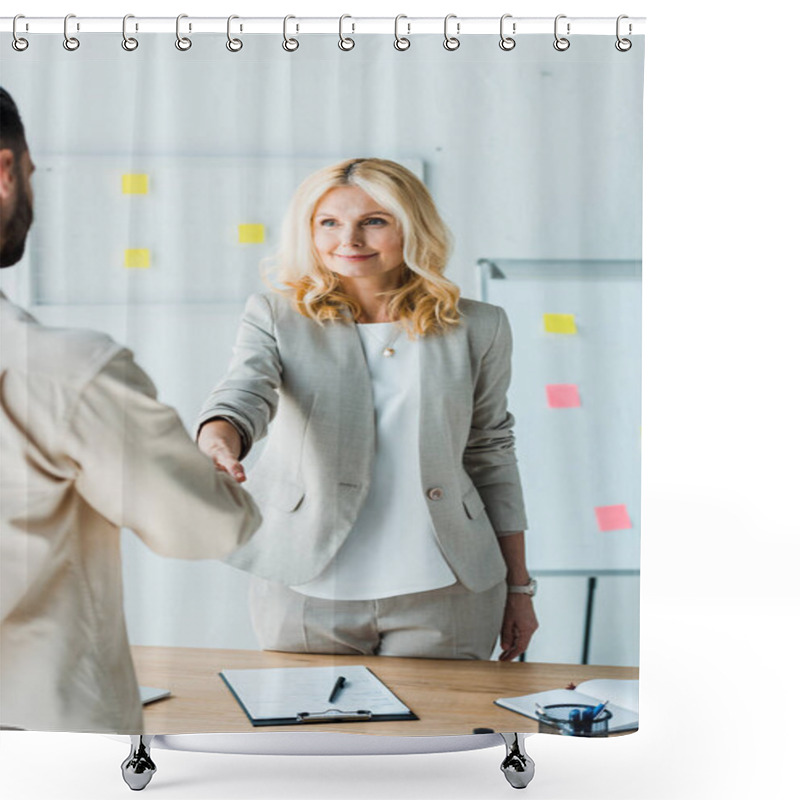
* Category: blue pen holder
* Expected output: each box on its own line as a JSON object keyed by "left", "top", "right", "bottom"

{"left": 540, "top": 704, "right": 612, "bottom": 737}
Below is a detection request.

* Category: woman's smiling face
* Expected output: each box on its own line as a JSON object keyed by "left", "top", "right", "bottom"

{"left": 312, "top": 185, "right": 405, "bottom": 282}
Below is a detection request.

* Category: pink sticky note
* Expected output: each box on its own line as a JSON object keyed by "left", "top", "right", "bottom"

{"left": 546, "top": 384, "right": 581, "bottom": 408}
{"left": 595, "top": 504, "right": 633, "bottom": 532}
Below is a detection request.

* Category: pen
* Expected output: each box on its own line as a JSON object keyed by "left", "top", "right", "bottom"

{"left": 328, "top": 675, "right": 347, "bottom": 704}
{"left": 589, "top": 700, "right": 609, "bottom": 719}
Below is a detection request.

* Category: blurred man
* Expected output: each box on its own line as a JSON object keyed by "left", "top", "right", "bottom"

{"left": 0, "top": 87, "right": 261, "bottom": 733}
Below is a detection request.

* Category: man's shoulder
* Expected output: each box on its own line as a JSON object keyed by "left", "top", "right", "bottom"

{"left": 0, "top": 296, "right": 122, "bottom": 387}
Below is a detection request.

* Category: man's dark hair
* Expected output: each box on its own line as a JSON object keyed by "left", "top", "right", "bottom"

{"left": 0, "top": 87, "right": 27, "bottom": 156}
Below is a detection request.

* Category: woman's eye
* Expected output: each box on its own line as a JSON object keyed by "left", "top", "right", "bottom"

{"left": 364, "top": 218, "right": 387, "bottom": 226}
{"left": 319, "top": 219, "right": 336, "bottom": 227}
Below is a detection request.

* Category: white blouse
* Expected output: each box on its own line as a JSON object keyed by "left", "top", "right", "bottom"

{"left": 291, "top": 322, "right": 456, "bottom": 600}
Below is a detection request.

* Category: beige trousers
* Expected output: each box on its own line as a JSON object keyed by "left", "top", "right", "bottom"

{"left": 248, "top": 578, "right": 507, "bottom": 660}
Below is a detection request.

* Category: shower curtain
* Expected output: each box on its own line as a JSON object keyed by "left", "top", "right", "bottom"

{"left": 0, "top": 20, "right": 644, "bottom": 742}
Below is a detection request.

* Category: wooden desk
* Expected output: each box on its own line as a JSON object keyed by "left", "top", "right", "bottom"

{"left": 132, "top": 645, "right": 638, "bottom": 736}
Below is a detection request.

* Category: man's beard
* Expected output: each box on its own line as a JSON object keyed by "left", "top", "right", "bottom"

{"left": 0, "top": 174, "right": 34, "bottom": 269}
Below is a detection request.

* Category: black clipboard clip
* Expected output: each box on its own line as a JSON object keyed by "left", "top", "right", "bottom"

{"left": 296, "top": 709, "right": 373, "bottom": 722}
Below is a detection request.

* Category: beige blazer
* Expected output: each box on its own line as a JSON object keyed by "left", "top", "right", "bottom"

{"left": 0, "top": 293, "right": 261, "bottom": 733}
{"left": 198, "top": 290, "right": 527, "bottom": 593}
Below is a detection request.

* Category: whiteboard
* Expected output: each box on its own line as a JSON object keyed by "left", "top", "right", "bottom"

{"left": 479, "top": 259, "right": 641, "bottom": 575}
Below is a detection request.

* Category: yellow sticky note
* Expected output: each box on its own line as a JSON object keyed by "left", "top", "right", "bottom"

{"left": 543, "top": 313, "right": 577, "bottom": 334}
{"left": 125, "top": 249, "right": 151, "bottom": 269}
{"left": 122, "top": 174, "right": 149, "bottom": 195}
{"left": 238, "top": 224, "right": 265, "bottom": 244}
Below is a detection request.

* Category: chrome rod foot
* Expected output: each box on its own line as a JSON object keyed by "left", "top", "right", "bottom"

{"left": 499, "top": 732, "right": 535, "bottom": 789}
{"left": 121, "top": 735, "right": 156, "bottom": 791}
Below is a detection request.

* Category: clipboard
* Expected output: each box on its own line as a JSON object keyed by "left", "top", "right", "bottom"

{"left": 219, "top": 665, "right": 419, "bottom": 727}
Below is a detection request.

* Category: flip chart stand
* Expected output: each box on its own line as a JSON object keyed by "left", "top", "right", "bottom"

{"left": 517, "top": 568, "right": 640, "bottom": 665}
{"left": 120, "top": 732, "right": 535, "bottom": 790}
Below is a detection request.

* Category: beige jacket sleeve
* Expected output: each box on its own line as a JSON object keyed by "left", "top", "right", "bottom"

{"left": 66, "top": 348, "right": 262, "bottom": 559}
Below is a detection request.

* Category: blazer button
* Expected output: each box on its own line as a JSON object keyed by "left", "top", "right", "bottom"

{"left": 427, "top": 487, "right": 444, "bottom": 501}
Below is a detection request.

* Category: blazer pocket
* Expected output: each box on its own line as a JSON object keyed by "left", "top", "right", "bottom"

{"left": 462, "top": 484, "right": 486, "bottom": 520}
{"left": 262, "top": 478, "right": 305, "bottom": 513}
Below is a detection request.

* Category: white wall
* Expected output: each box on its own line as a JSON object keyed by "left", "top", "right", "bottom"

{"left": 5, "top": 32, "right": 643, "bottom": 294}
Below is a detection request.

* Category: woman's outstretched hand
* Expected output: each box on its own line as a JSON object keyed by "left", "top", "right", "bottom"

{"left": 197, "top": 419, "right": 247, "bottom": 483}
{"left": 498, "top": 594, "right": 539, "bottom": 662}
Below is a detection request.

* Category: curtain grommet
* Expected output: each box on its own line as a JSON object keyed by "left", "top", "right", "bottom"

{"left": 63, "top": 13, "right": 80, "bottom": 51}
{"left": 443, "top": 14, "right": 460, "bottom": 51}
{"left": 338, "top": 14, "right": 355, "bottom": 51}
{"left": 499, "top": 14, "right": 516, "bottom": 51}
{"left": 282, "top": 15, "right": 299, "bottom": 52}
{"left": 175, "top": 14, "right": 192, "bottom": 51}
{"left": 553, "top": 14, "right": 570, "bottom": 52}
{"left": 394, "top": 15, "right": 411, "bottom": 51}
{"left": 226, "top": 15, "right": 243, "bottom": 52}
{"left": 121, "top": 14, "right": 139, "bottom": 51}
{"left": 615, "top": 15, "right": 632, "bottom": 51}
{"left": 12, "top": 15, "right": 29, "bottom": 51}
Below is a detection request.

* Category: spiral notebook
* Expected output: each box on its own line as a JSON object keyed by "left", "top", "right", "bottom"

{"left": 220, "top": 665, "right": 418, "bottom": 727}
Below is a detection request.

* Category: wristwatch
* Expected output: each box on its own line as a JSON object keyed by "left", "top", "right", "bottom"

{"left": 507, "top": 578, "right": 537, "bottom": 597}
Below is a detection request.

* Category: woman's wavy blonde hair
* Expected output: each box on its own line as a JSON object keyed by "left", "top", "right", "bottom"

{"left": 270, "top": 158, "right": 461, "bottom": 336}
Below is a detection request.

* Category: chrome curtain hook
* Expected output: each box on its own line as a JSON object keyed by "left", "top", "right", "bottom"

{"left": 338, "top": 14, "right": 355, "bottom": 51}
{"left": 443, "top": 14, "right": 460, "bottom": 51}
{"left": 394, "top": 14, "right": 410, "bottom": 51}
{"left": 615, "top": 14, "right": 632, "bottom": 51}
{"left": 226, "top": 15, "right": 243, "bottom": 51}
{"left": 63, "top": 13, "right": 80, "bottom": 51}
{"left": 499, "top": 13, "right": 516, "bottom": 51}
{"left": 12, "top": 14, "right": 29, "bottom": 51}
{"left": 122, "top": 14, "right": 139, "bottom": 51}
{"left": 282, "top": 15, "right": 299, "bottom": 51}
{"left": 175, "top": 14, "right": 192, "bottom": 51}
{"left": 553, "top": 14, "right": 570, "bottom": 51}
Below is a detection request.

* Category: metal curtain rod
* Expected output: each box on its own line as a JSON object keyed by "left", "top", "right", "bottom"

{"left": 0, "top": 16, "right": 646, "bottom": 36}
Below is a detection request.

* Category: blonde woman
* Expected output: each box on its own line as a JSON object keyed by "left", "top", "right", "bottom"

{"left": 197, "top": 158, "right": 538, "bottom": 661}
